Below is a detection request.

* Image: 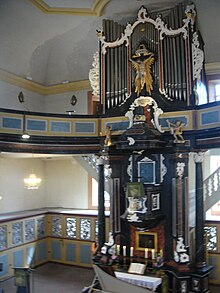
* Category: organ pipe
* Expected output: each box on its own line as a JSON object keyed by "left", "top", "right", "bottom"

{"left": 99, "top": 3, "right": 202, "bottom": 113}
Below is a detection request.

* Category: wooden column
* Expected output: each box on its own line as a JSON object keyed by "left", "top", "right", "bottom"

{"left": 194, "top": 152, "right": 206, "bottom": 268}
{"left": 97, "top": 158, "right": 106, "bottom": 250}
{"left": 108, "top": 154, "right": 130, "bottom": 251}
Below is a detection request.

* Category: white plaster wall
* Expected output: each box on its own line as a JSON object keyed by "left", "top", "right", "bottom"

{"left": 0, "top": 157, "right": 46, "bottom": 213}
{"left": 0, "top": 0, "right": 98, "bottom": 84}
{"left": 203, "top": 150, "right": 211, "bottom": 180}
{"left": 0, "top": 157, "right": 88, "bottom": 213}
{"left": 0, "top": 81, "right": 45, "bottom": 112}
{"left": 188, "top": 150, "right": 213, "bottom": 193}
{"left": 45, "top": 158, "right": 88, "bottom": 209}
{"left": 187, "top": 151, "right": 212, "bottom": 227}
{"left": 188, "top": 149, "right": 220, "bottom": 223}
{"left": 0, "top": 81, "right": 88, "bottom": 114}
{"left": 44, "top": 90, "right": 88, "bottom": 114}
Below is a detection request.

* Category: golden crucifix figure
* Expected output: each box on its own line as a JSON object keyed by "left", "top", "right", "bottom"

{"left": 130, "top": 46, "right": 154, "bottom": 96}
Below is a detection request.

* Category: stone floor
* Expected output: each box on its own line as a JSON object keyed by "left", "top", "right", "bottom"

{"left": 0, "top": 263, "right": 94, "bottom": 293}
{"left": 0, "top": 263, "right": 219, "bottom": 292}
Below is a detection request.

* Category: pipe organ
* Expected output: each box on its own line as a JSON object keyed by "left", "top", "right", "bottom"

{"left": 98, "top": 3, "right": 205, "bottom": 114}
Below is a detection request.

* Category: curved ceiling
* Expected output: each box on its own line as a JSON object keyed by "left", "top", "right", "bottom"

{"left": 0, "top": 0, "right": 219, "bottom": 87}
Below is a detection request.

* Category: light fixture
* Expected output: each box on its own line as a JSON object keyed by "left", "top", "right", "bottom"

{"left": 66, "top": 110, "right": 76, "bottom": 115}
{"left": 22, "top": 133, "right": 30, "bottom": 139}
{"left": 18, "top": 91, "right": 24, "bottom": 103}
{"left": 22, "top": 113, "right": 30, "bottom": 139}
{"left": 24, "top": 173, "right": 42, "bottom": 190}
{"left": 70, "top": 95, "right": 77, "bottom": 106}
{"left": 65, "top": 95, "right": 77, "bottom": 115}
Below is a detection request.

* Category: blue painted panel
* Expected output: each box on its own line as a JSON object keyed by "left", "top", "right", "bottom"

{"left": 51, "top": 121, "right": 71, "bottom": 133}
{"left": 80, "top": 244, "right": 91, "bottom": 264}
{"left": 139, "top": 162, "right": 155, "bottom": 184}
{"left": 75, "top": 122, "right": 95, "bottom": 133}
{"left": 51, "top": 240, "right": 62, "bottom": 260}
{"left": 2, "top": 117, "right": 22, "bottom": 129}
{"left": 159, "top": 117, "right": 187, "bottom": 127}
{"left": 26, "top": 246, "right": 35, "bottom": 267}
{"left": 106, "top": 121, "right": 129, "bottom": 131}
{"left": 27, "top": 119, "right": 47, "bottom": 131}
{"left": 0, "top": 254, "right": 8, "bottom": 276}
{"left": 201, "top": 110, "right": 219, "bottom": 125}
{"left": 65, "top": 242, "right": 76, "bottom": 262}
{"left": 37, "top": 242, "right": 47, "bottom": 262}
{"left": 13, "top": 250, "right": 23, "bottom": 267}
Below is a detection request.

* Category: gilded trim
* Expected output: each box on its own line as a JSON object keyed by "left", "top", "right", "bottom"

{"left": 0, "top": 69, "right": 91, "bottom": 95}
{"left": 29, "top": 0, "right": 110, "bottom": 16}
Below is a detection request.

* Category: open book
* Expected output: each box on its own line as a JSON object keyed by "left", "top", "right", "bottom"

{"left": 128, "top": 262, "right": 146, "bottom": 275}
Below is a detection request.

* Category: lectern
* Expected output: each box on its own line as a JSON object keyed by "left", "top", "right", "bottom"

{"left": 13, "top": 267, "right": 32, "bottom": 293}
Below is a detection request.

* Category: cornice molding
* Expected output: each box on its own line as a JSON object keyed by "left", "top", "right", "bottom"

{"left": 2, "top": 61, "right": 218, "bottom": 95}
{"left": 205, "top": 62, "right": 220, "bottom": 76}
{"left": 29, "top": 0, "right": 110, "bottom": 16}
{"left": 0, "top": 68, "right": 91, "bottom": 95}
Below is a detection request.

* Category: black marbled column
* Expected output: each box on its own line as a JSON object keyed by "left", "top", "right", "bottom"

{"left": 97, "top": 160, "right": 106, "bottom": 250}
{"left": 194, "top": 152, "right": 206, "bottom": 268}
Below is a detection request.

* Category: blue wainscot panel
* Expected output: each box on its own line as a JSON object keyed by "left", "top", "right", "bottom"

{"left": 75, "top": 122, "right": 95, "bottom": 133}
{"left": 13, "top": 250, "right": 23, "bottom": 267}
{"left": 80, "top": 244, "right": 91, "bottom": 264}
{"left": 2, "top": 116, "right": 22, "bottom": 129}
{"left": 50, "top": 121, "right": 71, "bottom": 133}
{"left": 0, "top": 254, "right": 8, "bottom": 277}
{"left": 27, "top": 119, "right": 47, "bottom": 131}
{"left": 201, "top": 110, "right": 219, "bottom": 125}
{"left": 106, "top": 120, "right": 129, "bottom": 132}
{"left": 37, "top": 242, "right": 47, "bottom": 262}
{"left": 51, "top": 240, "right": 62, "bottom": 260}
{"left": 65, "top": 242, "right": 76, "bottom": 262}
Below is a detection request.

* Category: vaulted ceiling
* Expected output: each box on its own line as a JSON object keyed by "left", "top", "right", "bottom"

{"left": 0, "top": 0, "right": 219, "bottom": 88}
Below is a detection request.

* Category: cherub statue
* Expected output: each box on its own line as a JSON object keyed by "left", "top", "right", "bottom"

{"left": 104, "top": 125, "right": 112, "bottom": 146}
{"left": 166, "top": 119, "right": 185, "bottom": 143}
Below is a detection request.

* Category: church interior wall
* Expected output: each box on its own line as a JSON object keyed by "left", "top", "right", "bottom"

{"left": 0, "top": 156, "right": 88, "bottom": 214}
{"left": 0, "top": 81, "right": 45, "bottom": 112}
{"left": 0, "top": 79, "right": 89, "bottom": 115}
{"left": 44, "top": 90, "right": 88, "bottom": 115}
{"left": 45, "top": 158, "right": 88, "bottom": 209}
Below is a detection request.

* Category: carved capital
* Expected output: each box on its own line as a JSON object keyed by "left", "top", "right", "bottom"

{"left": 193, "top": 152, "right": 205, "bottom": 163}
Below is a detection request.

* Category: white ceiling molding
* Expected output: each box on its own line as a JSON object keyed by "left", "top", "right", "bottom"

{"left": 29, "top": 0, "right": 110, "bottom": 16}
{"left": 205, "top": 62, "right": 220, "bottom": 76}
{"left": 0, "top": 68, "right": 91, "bottom": 95}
